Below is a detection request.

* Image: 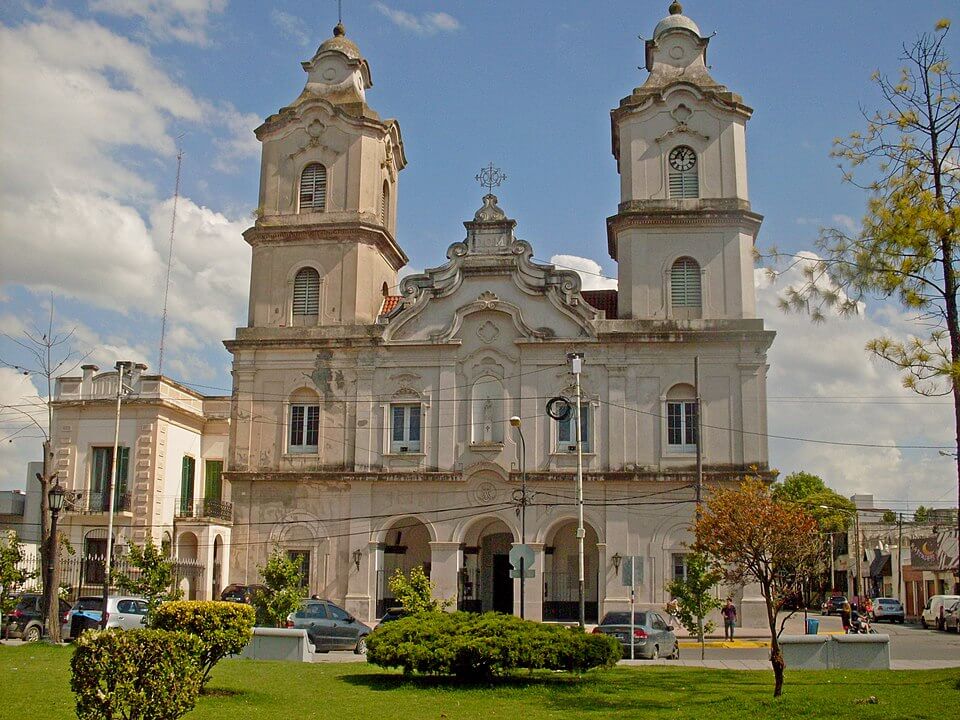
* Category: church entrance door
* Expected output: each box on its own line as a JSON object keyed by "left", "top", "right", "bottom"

{"left": 492, "top": 554, "right": 513, "bottom": 614}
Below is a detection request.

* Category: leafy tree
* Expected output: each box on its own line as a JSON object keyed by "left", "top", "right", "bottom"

{"left": 388, "top": 566, "right": 451, "bottom": 614}
{"left": 914, "top": 505, "right": 931, "bottom": 522}
{"left": 882, "top": 510, "right": 898, "bottom": 523}
{"left": 253, "top": 546, "right": 304, "bottom": 627}
{"left": 694, "top": 479, "right": 826, "bottom": 698}
{"left": 1, "top": 531, "right": 35, "bottom": 639}
{"left": 665, "top": 552, "right": 722, "bottom": 660}
{"left": 116, "top": 537, "right": 182, "bottom": 616}
{"left": 771, "top": 471, "right": 856, "bottom": 533}
{"left": 770, "top": 21, "right": 959, "bottom": 578}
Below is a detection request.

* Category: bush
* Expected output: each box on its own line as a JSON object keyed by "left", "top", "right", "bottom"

{"left": 150, "top": 600, "right": 255, "bottom": 686}
{"left": 366, "top": 612, "right": 620, "bottom": 678}
{"left": 253, "top": 547, "right": 304, "bottom": 627}
{"left": 70, "top": 629, "right": 203, "bottom": 720}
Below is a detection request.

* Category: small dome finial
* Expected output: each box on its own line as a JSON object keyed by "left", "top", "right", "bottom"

{"left": 669, "top": 1, "right": 683, "bottom": 15}
{"left": 333, "top": 22, "right": 345, "bottom": 37}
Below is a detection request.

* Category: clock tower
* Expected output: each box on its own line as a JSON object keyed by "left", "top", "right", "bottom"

{"left": 607, "top": 2, "right": 761, "bottom": 321}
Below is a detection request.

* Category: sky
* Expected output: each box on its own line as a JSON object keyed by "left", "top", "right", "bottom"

{"left": 0, "top": 1, "right": 958, "bottom": 512}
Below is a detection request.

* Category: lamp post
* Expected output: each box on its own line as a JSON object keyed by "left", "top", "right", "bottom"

{"left": 102, "top": 361, "right": 135, "bottom": 628}
{"left": 45, "top": 478, "right": 65, "bottom": 642}
{"left": 510, "top": 416, "right": 527, "bottom": 619}
{"left": 567, "top": 352, "right": 586, "bottom": 631}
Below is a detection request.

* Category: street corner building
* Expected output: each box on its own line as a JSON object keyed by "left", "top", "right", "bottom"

{"left": 46, "top": 4, "right": 775, "bottom": 625}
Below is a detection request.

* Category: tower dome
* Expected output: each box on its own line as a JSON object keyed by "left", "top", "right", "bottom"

{"left": 653, "top": 2, "right": 702, "bottom": 39}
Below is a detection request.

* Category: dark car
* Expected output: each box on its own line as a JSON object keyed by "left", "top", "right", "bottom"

{"left": 821, "top": 596, "right": 848, "bottom": 616}
{"left": 220, "top": 584, "right": 267, "bottom": 604}
{"left": 375, "top": 607, "right": 409, "bottom": 629}
{"left": 943, "top": 599, "right": 960, "bottom": 633}
{"left": 592, "top": 611, "right": 679, "bottom": 660}
{"left": 286, "top": 599, "right": 371, "bottom": 653}
{"left": 4, "top": 593, "right": 71, "bottom": 642}
{"left": 871, "top": 597, "right": 905, "bottom": 624}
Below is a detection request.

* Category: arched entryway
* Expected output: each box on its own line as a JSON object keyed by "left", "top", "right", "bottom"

{"left": 212, "top": 535, "right": 225, "bottom": 599}
{"left": 543, "top": 520, "right": 601, "bottom": 622}
{"left": 376, "top": 517, "right": 432, "bottom": 617}
{"left": 459, "top": 517, "right": 516, "bottom": 614}
{"left": 176, "top": 531, "right": 199, "bottom": 599}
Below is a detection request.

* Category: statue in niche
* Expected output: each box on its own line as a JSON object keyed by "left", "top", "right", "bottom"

{"left": 482, "top": 398, "right": 494, "bottom": 442}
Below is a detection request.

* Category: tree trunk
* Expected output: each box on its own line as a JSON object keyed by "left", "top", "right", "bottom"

{"left": 698, "top": 616, "right": 705, "bottom": 660}
{"left": 762, "top": 579, "right": 786, "bottom": 697}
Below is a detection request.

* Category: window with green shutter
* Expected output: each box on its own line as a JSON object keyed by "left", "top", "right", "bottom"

{"left": 180, "top": 456, "right": 196, "bottom": 515}
{"left": 90, "top": 446, "right": 129, "bottom": 510}
{"left": 205, "top": 459, "right": 223, "bottom": 502}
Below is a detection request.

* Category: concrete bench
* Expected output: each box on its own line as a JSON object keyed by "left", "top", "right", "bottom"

{"left": 779, "top": 634, "right": 830, "bottom": 669}
{"left": 236, "top": 627, "right": 312, "bottom": 663}
{"left": 779, "top": 633, "right": 890, "bottom": 670}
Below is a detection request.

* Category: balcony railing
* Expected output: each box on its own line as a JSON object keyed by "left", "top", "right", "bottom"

{"left": 69, "top": 491, "right": 132, "bottom": 514}
{"left": 175, "top": 497, "right": 233, "bottom": 523}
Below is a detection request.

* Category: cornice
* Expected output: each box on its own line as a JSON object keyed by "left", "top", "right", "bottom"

{"left": 224, "top": 470, "right": 464, "bottom": 483}
{"left": 243, "top": 219, "right": 408, "bottom": 270}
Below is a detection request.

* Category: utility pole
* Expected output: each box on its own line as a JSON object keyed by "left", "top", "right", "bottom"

{"left": 853, "top": 508, "right": 862, "bottom": 604}
{"left": 510, "top": 416, "right": 527, "bottom": 619}
{"left": 694, "top": 356, "right": 703, "bottom": 509}
{"left": 897, "top": 512, "right": 904, "bottom": 601}
{"left": 568, "top": 352, "right": 586, "bottom": 631}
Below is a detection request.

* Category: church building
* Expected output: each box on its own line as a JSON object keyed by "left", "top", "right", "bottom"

{"left": 49, "top": 3, "right": 774, "bottom": 625}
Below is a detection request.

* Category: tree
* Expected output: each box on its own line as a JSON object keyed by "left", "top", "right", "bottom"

{"left": 387, "top": 566, "right": 450, "bottom": 614}
{"left": 1, "top": 531, "right": 35, "bottom": 639}
{"left": 115, "top": 537, "right": 182, "bottom": 616}
{"left": 772, "top": 471, "right": 856, "bottom": 533}
{"left": 1, "top": 303, "right": 89, "bottom": 643}
{"left": 770, "top": 21, "right": 960, "bottom": 584}
{"left": 694, "top": 479, "right": 826, "bottom": 698}
{"left": 253, "top": 546, "right": 304, "bottom": 627}
{"left": 882, "top": 509, "right": 898, "bottom": 523}
{"left": 665, "top": 552, "right": 722, "bottom": 660}
{"left": 914, "top": 505, "right": 931, "bottom": 522}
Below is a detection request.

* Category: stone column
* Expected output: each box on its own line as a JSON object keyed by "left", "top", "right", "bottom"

{"left": 429, "top": 541, "right": 462, "bottom": 610}
{"left": 511, "top": 542, "right": 544, "bottom": 621}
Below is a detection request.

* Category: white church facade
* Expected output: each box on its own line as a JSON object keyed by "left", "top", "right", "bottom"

{"left": 48, "top": 3, "right": 774, "bottom": 624}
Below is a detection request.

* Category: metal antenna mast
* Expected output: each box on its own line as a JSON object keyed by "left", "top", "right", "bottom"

{"left": 158, "top": 145, "right": 183, "bottom": 375}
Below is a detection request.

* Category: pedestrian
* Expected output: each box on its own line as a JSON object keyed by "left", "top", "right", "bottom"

{"left": 864, "top": 597, "right": 874, "bottom": 620}
{"left": 841, "top": 601, "right": 852, "bottom": 633}
{"left": 665, "top": 598, "right": 679, "bottom": 625}
{"left": 721, "top": 598, "right": 737, "bottom": 641}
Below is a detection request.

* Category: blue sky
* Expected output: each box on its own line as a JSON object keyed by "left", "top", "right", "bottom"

{"left": 1, "top": 1, "right": 958, "bottom": 508}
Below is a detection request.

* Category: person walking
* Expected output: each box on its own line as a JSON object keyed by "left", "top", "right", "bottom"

{"left": 721, "top": 598, "right": 737, "bottom": 641}
{"left": 841, "top": 601, "right": 852, "bottom": 633}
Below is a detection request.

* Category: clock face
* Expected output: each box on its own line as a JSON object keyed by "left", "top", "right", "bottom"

{"left": 669, "top": 146, "right": 697, "bottom": 172}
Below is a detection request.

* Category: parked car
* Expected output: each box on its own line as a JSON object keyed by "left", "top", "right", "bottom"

{"left": 592, "top": 610, "right": 679, "bottom": 660}
{"left": 61, "top": 595, "right": 149, "bottom": 640}
{"left": 821, "top": 596, "right": 848, "bottom": 616}
{"left": 870, "top": 597, "right": 905, "bottom": 624}
{"left": 920, "top": 594, "right": 960, "bottom": 630}
{"left": 3, "top": 593, "right": 71, "bottom": 642}
{"left": 375, "top": 606, "right": 408, "bottom": 629}
{"left": 943, "top": 599, "right": 960, "bottom": 633}
{"left": 286, "top": 599, "right": 371, "bottom": 653}
{"left": 220, "top": 584, "right": 267, "bottom": 604}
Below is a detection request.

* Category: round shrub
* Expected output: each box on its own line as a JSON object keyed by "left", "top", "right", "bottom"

{"left": 150, "top": 600, "right": 255, "bottom": 685}
{"left": 70, "top": 628, "right": 203, "bottom": 720}
{"left": 366, "top": 611, "right": 621, "bottom": 678}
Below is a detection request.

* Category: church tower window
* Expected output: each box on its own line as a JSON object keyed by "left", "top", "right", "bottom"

{"left": 299, "top": 163, "right": 327, "bottom": 212}
{"left": 381, "top": 180, "right": 390, "bottom": 226}
{"left": 670, "top": 257, "right": 701, "bottom": 317}
{"left": 292, "top": 267, "right": 320, "bottom": 317}
{"left": 668, "top": 145, "right": 699, "bottom": 199}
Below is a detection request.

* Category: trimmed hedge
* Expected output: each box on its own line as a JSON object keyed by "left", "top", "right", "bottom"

{"left": 70, "top": 629, "right": 203, "bottom": 720}
{"left": 151, "top": 600, "right": 255, "bottom": 685}
{"left": 366, "top": 612, "right": 620, "bottom": 678}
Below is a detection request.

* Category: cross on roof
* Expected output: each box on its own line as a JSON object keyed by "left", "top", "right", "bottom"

{"left": 475, "top": 163, "right": 507, "bottom": 193}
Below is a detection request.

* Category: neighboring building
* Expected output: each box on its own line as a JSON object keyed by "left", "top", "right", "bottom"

{"left": 0, "top": 462, "right": 42, "bottom": 554}
{"left": 44, "top": 5, "right": 776, "bottom": 621}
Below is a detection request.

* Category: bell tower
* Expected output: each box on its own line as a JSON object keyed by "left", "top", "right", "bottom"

{"left": 607, "top": 3, "right": 761, "bottom": 321}
{"left": 243, "top": 23, "right": 407, "bottom": 329}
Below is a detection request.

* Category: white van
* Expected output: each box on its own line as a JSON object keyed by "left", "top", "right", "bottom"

{"left": 921, "top": 594, "right": 960, "bottom": 630}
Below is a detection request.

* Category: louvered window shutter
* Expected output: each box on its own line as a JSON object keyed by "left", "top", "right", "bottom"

{"left": 671, "top": 258, "right": 701, "bottom": 308}
{"left": 293, "top": 268, "right": 320, "bottom": 316}
{"left": 299, "top": 163, "right": 327, "bottom": 211}
{"left": 380, "top": 182, "right": 389, "bottom": 225}
{"left": 669, "top": 167, "right": 699, "bottom": 199}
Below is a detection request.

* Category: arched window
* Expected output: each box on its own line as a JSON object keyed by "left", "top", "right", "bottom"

{"left": 293, "top": 267, "right": 320, "bottom": 317}
{"left": 299, "top": 163, "right": 327, "bottom": 212}
{"left": 665, "top": 383, "right": 698, "bottom": 454}
{"left": 380, "top": 180, "right": 390, "bottom": 226}
{"left": 668, "top": 145, "right": 699, "bottom": 199}
{"left": 670, "top": 257, "right": 701, "bottom": 318}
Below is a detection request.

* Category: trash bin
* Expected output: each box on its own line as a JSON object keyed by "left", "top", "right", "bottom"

{"left": 805, "top": 618, "right": 819, "bottom": 635}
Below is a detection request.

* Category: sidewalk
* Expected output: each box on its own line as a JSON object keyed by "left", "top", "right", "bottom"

{"left": 668, "top": 612, "right": 843, "bottom": 640}
{"left": 620, "top": 658, "right": 960, "bottom": 670}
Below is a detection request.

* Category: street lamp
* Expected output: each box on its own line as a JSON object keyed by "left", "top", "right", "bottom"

{"left": 45, "top": 477, "right": 65, "bottom": 642}
{"left": 611, "top": 552, "right": 622, "bottom": 577}
{"left": 509, "top": 416, "right": 527, "bottom": 619}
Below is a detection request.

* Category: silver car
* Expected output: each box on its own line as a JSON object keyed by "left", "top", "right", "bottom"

{"left": 61, "top": 595, "right": 150, "bottom": 640}
{"left": 286, "top": 599, "right": 371, "bottom": 653}
{"left": 592, "top": 610, "right": 680, "bottom": 660}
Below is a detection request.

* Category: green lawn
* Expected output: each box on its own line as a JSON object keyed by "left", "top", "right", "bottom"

{"left": 2, "top": 644, "right": 955, "bottom": 720}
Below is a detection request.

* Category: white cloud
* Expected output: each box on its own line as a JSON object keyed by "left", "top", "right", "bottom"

{"left": 549, "top": 255, "right": 618, "bottom": 291}
{"left": 374, "top": 3, "right": 461, "bottom": 35}
{"left": 831, "top": 213, "right": 859, "bottom": 234}
{"left": 89, "top": 0, "right": 227, "bottom": 45}
{"left": 757, "top": 255, "right": 955, "bottom": 507}
{"left": 0, "top": 368, "right": 46, "bottom": 491}
{"left": 271, "top": 9, "right": 309, "bottom": 46}
{"left": 211, "top": 103, "right": 262, "bottom": 173}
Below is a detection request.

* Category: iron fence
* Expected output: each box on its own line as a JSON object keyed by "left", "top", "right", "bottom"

{"left": 66, "top": 491, "right": 132, "bottom": 513}
{"left": 174, "top": 497, "right": 233, "bottom": 522}
{"left": 16, "top": 552, "right": 205, "bottom": 602}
